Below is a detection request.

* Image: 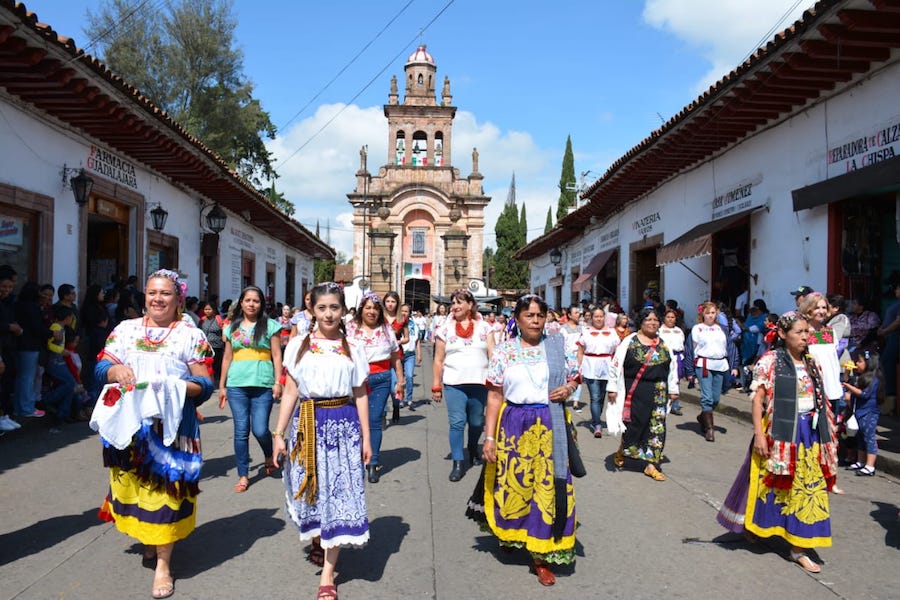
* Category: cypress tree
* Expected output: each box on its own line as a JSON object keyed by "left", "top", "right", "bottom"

{"left": 556, "top": 135, "right": 576, "bottom": 221}
{"left": 544, "top": 206, "right": 553, "bottom": 233}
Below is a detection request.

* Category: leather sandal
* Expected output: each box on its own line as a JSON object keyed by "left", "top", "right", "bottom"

{"left": 790, "top": 550, "right": 821, "bottom": 573}
{"left": 151, "top": 574, "right": 174, "bottom": 599}
{"left": 308, "top": 538, "right": 325, "bottom": 567}
{"left": 613, "top": 450, "right": 625, "bottom": 468}
{"left": 531, "top": 561, "right": 556, "bottom": 586}
{"left": 234, "top": 477, "right": 249, "bottom": 493}
{"left": 643, "top": 464, "right": 666, "bottom": 481}
{"left": 316, "top": 584, "right": 338, "bottom": 600}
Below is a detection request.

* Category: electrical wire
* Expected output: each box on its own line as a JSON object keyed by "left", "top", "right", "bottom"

{"left": 277, "top": 0, "right": 417, "bottom": 132}
{"left": 274, "top": 0, "right": 455, "bottom": 171}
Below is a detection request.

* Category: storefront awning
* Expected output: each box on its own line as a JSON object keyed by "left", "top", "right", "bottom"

{"left": 656, "top": 210, "right": 753, "bottom": 266}
{"left": 572, "top": 249, "right": 615, "bottom": 292}
{"left": 792, "top": 153, "right": 900, "bottom": 211}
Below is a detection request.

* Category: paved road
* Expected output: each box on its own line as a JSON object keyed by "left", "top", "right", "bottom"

{"left": 1, "top": 346, "right": 898, "bottom": 599}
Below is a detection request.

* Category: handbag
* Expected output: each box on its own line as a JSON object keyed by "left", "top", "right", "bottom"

{"left": 565, "top": 412, "right": 587, "bottom": 478}
{"left": 845, "top": 413, "right": 859, "bottom": 437}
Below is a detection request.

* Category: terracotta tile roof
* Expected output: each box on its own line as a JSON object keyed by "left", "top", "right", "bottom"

{"left": 0, "top": 0, "right": 334, "bottom": 259}
{"left": 517, "top": 0, "right": 900, "bottom": 260}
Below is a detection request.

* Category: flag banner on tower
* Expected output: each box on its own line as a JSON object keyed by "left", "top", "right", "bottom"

{"left": 404, "top": 262, "right": 432, "bottom": 277}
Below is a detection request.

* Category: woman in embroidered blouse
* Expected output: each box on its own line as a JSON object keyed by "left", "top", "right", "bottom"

{"left": 607, "top": 307, "right": 680, "bottom": 481}
{"left": 289, "top": 291, "right": 313, "bottom": 340}
{"left": 272, "top": 282, "right": 371, "bottom": 600}
{"left": 383, "top": 291, "right": 409, "bottom": 424}
{"left": 346, "top": 292, "right": 403, "bottom": 483}
{"left": 716, "top": 311, "right": 836, "bottom": 574}
{"left": 659, "top": 308, "right": 686, "bottom": 416}
{"left": 466, "top": 294, "right": 579, "bottom": 587}
{"left": 432, "top": 289, "right": 495, "bottom": 482}
{"left": 576, "top": 307, "right": 619, "bottom": 437}
{"left": 687, "top": 302, "right": 738, "bottom": 442}
{"left": 93, "top": 270, "right": 213, "bottom": 600}
{"left": 218, "top": 286, "right": 284, "bottom": 493}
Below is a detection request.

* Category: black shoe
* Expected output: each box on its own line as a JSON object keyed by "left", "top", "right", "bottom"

{"left": 392, "top": 406, "right": 401, "bottom": 424}
{"left": 367, "top": 465, "right": 380, "bottom": 483}
{"left": 449, "top": 460, "right": 465, "bottom": 482}
{"left": 670, "top": 407, "right": 683, "bottom": 416}
{"left": 468, "top": 447, "right": 482, "bottom": 467}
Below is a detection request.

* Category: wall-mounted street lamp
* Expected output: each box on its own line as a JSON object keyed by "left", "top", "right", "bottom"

{"left": 201, "top": 202, "right": 227, "bottom": 234}
{"left": 61, "top": 165, "right": 94, "bottom": 206}
{"left": 149, "top": 203, "right": 169, "bottom": 232}
{"left": 549, "top": 247, "right": 562, "bottom": 266}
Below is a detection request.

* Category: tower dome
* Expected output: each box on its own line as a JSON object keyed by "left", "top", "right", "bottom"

{"left": 406, "top": 45, "right": 434, "bottom": 66}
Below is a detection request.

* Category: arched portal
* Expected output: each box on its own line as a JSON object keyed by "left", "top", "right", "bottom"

{"left": 405, "top": 278, "right": 431, "bottom": 314}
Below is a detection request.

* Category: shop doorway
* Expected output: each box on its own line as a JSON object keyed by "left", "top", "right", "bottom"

{"left": 87, "top": 209, "right": 129, "bottom": 287}
{"left": 404, "top": 277, "right": 431, "bottom": 314}
{"left": 596, "top": 250, "right": 619, "bottom": 301}
{"left": 711, "top": 220, "right": 751, "bottom": 315}
{"left": 630, "top": 234, "right": 663, "bottom": 312}
{"left": 241, "top": 250, "right": 255, "bottom": 289}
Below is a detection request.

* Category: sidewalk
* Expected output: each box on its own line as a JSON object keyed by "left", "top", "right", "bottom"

{"left": 678, "top": 384, "right": 900, "bottom": 478}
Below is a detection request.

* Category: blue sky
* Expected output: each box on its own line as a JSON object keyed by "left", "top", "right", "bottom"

{"left": 32, "top": 0, "right": 814, "bottom": 257}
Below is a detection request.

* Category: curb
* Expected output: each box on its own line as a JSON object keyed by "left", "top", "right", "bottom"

{"left": 678, "top": 389, "right": 900, "bottom": 480}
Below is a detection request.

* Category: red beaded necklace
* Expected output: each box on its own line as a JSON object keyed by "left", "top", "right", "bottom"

{"left": 143, "top": 316, "right": 178, "bottom": 346}
{"left": 455, "top": 318, "right": 474, "bottom": 339}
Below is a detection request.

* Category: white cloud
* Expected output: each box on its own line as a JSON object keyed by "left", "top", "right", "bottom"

{"left": 268, "top": 104, "right": 560, "bottom": 258}
{"left": 643, "top": 0, "right": 816, "bottom": 93}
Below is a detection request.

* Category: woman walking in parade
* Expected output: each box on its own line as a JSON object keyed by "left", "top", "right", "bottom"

{"left": 199, "top": 301, "right": 225, "bottom": 383}
{"left": 383, "top": 291, "right": 409, "bottom": 423}
{"left": 272, "top": 282, "right": 371, "bottom": 600}
{"left": 91, "top": 269, "right": 214, "bottom": 599}
{"left": 659, "top": 308, "right": 686, "bottom": 415}
{"left": 576, "top": 306, "right": 619, "bottom": 437}
{"left": 432, "top": 289, "right": 494, "bottom": 481}
{"left": 560, "top": 305, "right": 583, "bottom": 412}
{"left": 466, "top": 294, "right": 580, "bottom": 587}
{"left": 218, "top": 286, "right": 284, "bottom": 493}
{"left": 399, "top": 302, "right": 421, "bottom": 409}
{"left": 607, "top": 307, "right": 680, "bottom": 481}
{"left": 346, "top": 292, "right": 403, "bottom": 483}
{"left": 686, "top": 302, "right": 739, "bottom": 442}
{"left": 716, "top": 311, "right": 837, "bottom": 573}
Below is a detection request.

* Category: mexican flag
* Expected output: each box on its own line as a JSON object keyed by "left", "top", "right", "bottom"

{"left": 404, "top": 262, "right": 432, "bottom": 277}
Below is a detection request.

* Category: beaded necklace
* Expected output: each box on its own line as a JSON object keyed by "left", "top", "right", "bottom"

{"left": 455, "top": 318, "right": 474, "bottom": 338}
{"left": 143, "top": 316, "right": 178, "bottom": 346}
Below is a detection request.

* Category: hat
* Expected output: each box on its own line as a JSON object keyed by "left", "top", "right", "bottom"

{"left": 789, "top": 285, "right": 814, "bottom": 297}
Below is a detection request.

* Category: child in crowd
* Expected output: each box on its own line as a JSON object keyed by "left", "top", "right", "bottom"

{"left": 45, "top": 305, "right": 78, "bottom": 427}
{"left": 842, "top": 349, "right": 884, "bottom": 477}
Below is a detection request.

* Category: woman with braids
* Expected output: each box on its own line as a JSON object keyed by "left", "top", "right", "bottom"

{"left": 91, "top": 269, "right": 214, "bottom": 599}
{"left": 466, "top": 294, "right": 580, "bottom": 587}
{"left": 218, "top": 286, "right": 284, "bottom": 493}
{"left": 346, "top": 292, "right": 403, "bottom": 483}
{"left": 716, "top": 311, "right": 837, "bottom": 574}
{"left": 273, "top": 283, "right": 371, "bottom": 600}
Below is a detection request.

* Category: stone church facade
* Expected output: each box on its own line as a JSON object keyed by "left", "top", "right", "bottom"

{"left": 348, "top": 45, "right": 490, "bottom": 312}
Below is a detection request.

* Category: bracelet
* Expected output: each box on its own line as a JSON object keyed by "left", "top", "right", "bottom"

{"left": 484, "top": 436, "right": 496, "bottom": 442}
{"left": 278, "top": 374, "right": 287, "bottom": 385}
{"left": 271, "top": 430, "right": 284, "bottom": 437}
{"left": 431, "top": 386, "right": 442, "bottom": 393}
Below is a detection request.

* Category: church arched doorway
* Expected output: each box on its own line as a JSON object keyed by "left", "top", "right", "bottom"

{"left": 404, "top": 278, "right": 431, "bottom": 314}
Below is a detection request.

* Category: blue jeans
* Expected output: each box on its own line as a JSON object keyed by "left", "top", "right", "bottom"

{"left": 226, "top": 386, "right": 274, "bottom": 477}
{"left": 584, "top": 377, "right": 607, "bottom": 427}
{"left": 698, "top": 370, "right": 725, "bottom": 412}
{"left": 402, "top": 352, "right": 416, "bottom": 405}
{"left": 13, "top": 350, "right": 39, "bottom": 416}
{"left": 367, "top": 369, "right": 392, "bottom": 465}
{"left": 44, "top": 359, "right": 76, "bottom": 419}
{"left": 444, "top": 383, "right": 487, "bottom": 461}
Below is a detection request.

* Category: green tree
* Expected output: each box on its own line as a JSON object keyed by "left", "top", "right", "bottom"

{"left": 544, "top": 206, "right": 553, "bottom": 233}
{"left": 519, "top": 203, "right": 527, "bottom": 246}
{"left": 313, "top": 250, "right": 348, "bottom": 284}
{"left": 493, "top": 203, "right": 528, "bottom": 290}
{"left": 556, "top": 135, "right": 576, "bottom": 221}
{"left": 87, "top": 0, "right": 282, "bottom": 194}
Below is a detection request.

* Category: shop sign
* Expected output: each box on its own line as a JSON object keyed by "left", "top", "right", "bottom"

{"left": 580, "top": 243, "right": 595, "bottom": 268}
{"left": 598, "top": 226, "right": 619, "bottom": 250}
{"left": 229, "top": 226, "right": 255, "bottom": 250}
{"left": 0, "top": 216, "right": 23, "bottom": 247}
{"left": 87, "top": 145, "right": 138, "bottom": 189}
{"left": 266, "top": 246, "right": 277, "bottom": 260}
{"left": 632, "top": 211, "right": 662, "bottom": 236}
{"left": 711, "top": 174, "right": 764, "bottom": 220}
{"left": 827, "top": 116, "right": 900, "bottom": 175}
